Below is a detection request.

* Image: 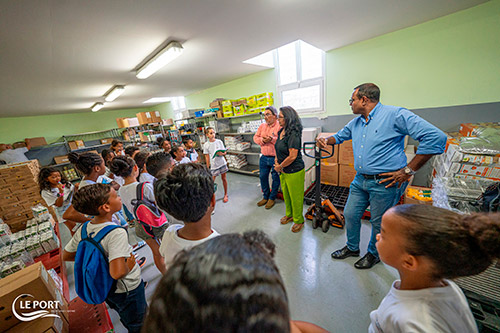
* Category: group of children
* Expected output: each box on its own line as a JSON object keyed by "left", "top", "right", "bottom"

{"left": 37, "top": 135, "right": 500, "bottom": 332}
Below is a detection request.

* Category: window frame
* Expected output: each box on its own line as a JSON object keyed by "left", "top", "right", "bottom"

{"left": 275, "top": 41, "right": 326, "bottom": 115}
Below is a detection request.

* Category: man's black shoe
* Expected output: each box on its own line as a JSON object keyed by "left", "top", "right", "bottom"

{"left": 331, "top": 246, "right": 360, "bottom": 259}
{"left": 354, "top": 252, "right": 380, "bottom": 269}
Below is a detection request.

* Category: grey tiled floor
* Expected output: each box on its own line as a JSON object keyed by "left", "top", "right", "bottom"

{"left": 61, "top": 172, "right": 398, "bottom": 332}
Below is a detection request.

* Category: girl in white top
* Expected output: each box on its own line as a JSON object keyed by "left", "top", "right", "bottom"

{"left": 203, "top": 127, "right": 229, "bottom": 203}
{"left": 133, "top": 151, "right": 154, "bottom": 183}
{"left": 155, "top": 163, "right": 220, "bottom": 267}
{"left": 111, "top": 155, "right": 168, "bottom": 274}
{"left": 171, "top": 145, "right": 191, "bottom": 165}
{"left": 370, "top": 205, "right": 500, "bottom": 333}
{"left": 38, "top": 167, "right": 78, "bottom": 235}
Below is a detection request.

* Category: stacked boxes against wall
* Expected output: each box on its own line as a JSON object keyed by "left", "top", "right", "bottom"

{"left": 224, "top": 135, "right": 248, "bottom": 169}
{"left": 0, "top": 206, "right": 59, "bottom": 279}
{"left": 0, "top": 161, "right": 47, "bottom": 232}
{"left": 218, "top": 92, "right": 273, "bottom": 118}
{"left": 432, "top": 122, "right": 500, "bottom": 213}
{"left": 315, "top": 132, "right": 356, "bottom": 188}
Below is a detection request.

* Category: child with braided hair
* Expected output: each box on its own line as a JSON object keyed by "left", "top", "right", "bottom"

{"left": 370, "top": 204, "right": 500, "bottom": 333}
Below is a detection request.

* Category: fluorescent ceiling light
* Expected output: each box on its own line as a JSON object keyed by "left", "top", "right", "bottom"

{"left": 136, "top": 41, "right": 184, "bottom": 79}
{"left": 91, "top": 102, "right": 104, "bottom": 112}
{"left": 104, "top": 85, "right": 125, "bottom": 102}
{"left": 143, "top": 97, "right": 172, "bottom": 104}
{"left": 243, "top": 50, "right": 275, "bottom": 68}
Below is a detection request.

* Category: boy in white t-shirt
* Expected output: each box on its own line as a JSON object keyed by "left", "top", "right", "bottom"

{"left": 203, "top": 127, "right": 229, "bottom": 203}
{"left": 62, "top": 183, "right": 146, "bottom": 333}
{"left": 155, "top": 163, "right": 220, "bottom": 267}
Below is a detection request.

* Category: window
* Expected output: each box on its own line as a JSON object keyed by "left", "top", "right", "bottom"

{"left": 171, "top": 96, "right": 187, "bottom": 120}
{"left": 276, "top": 40, "right": 325, "bottom": 114}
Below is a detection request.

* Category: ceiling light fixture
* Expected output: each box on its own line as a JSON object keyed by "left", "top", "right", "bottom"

{"left": 136, "top": 41, "right": 184, "bottom": 79}
{"left": 143, "top": 97, "right": 172, "bottom": 104}
{"left": 104, "top": 85, "right": 125, "bottom": 102}
{"left": 91, "top": 102, "right": 104, "bottom": 112}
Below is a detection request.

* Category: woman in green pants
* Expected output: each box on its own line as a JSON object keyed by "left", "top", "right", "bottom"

{"left": 274, "top": 106, "right": 305, "bottom": 233}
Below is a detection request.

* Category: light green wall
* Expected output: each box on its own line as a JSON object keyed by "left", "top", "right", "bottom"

{"left": 0, "top": 107, "right": 149, "bottom": 144}
{"left": 186, "top": 69, "right": 276, "bottom": 109}
{"left": 326, "top": 0, "right": 500, "bottom": 115}
{"left": 1, "top": 1, "right": 498, "bottom": 143}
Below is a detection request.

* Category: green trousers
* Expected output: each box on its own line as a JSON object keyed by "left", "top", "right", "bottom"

{"left": 280, "top": 168, "right": 305, "bottom": 224}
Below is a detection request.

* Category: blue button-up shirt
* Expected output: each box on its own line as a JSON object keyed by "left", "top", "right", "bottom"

{"left": 333, "top": 103, "right": 446, "bottom": 175}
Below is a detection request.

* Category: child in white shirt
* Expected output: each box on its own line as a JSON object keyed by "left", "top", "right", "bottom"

{"left": 38, "top": 167, "right": 78, "bottom": 235}
{"left": 155, "top": 163, "right": 220, "bottom": 267}
{"left": 203, "top": 127, "right": 229, "bottom": 203}
{"left": 370, "top": 205, "right": 500, "bottom": 333}
{"left": 62, "top": 183, "right": 146, "bottom": 333}
{"left": 171, "top": 145, "right": 191, "bottom": 165}
{"left": 111, "top": 155, "right": 169, "bottom": 274}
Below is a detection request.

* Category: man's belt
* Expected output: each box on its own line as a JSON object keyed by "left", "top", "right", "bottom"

{"left": 360, "top": 173, "right": 390, "bottom": 180}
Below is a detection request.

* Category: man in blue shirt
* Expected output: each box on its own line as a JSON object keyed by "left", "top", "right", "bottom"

{"left": 317, "top": 83, "right": 446, "bottom": 269}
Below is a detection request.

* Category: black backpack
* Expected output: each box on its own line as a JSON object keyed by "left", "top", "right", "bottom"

{"left": 476, "top": 183, "right": 500, "bottom": 212}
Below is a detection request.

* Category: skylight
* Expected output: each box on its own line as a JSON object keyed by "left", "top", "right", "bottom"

{"left": 243, "top": 50, "right": 275, "bottom": 68}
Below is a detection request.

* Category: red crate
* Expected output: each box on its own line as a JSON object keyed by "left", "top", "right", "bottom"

{"left": 34, "top": 247, "right": 61, "bottom": 274}
{"left": 69, "top": 297, "right": 113, "bottom": 333}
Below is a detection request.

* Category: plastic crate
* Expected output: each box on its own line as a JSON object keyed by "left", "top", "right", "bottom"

{"left": 34, "top": 248, "right": 61, "bottom": 274}
{"left": 69, "top": 297, "right": 113, "bottom": 332}
{"left": 304, "top": 183, "right": 350, "bottom": 208}
{"left": 462, "top": 290, "right": 500, "bottom": 332}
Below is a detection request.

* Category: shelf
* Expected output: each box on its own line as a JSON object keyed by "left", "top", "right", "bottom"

{"left": 219, "top": 132, "right": 256, "bottom": 135}
{"left": 227, "top": 148, "right": 261, "bottom": 156}
{"left": 54, "top": 162, "right": 71, "bottom": 167}
{"left": 228, "top": 164, "right": 260, "bottom": 176}
{"left": 176, "top": 113, "right": 217, "bottom": 122}
{"left": 221, "top": 112, "right": 262, "bottom": 120}
{"left": 69, "top": 143, "right": 111, "bottom": 152}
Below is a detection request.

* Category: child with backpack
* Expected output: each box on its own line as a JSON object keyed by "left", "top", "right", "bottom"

{"left": 154, "top": 163, "right": 220, "bottom": 267}
{"left": 370, "top": 204, "right": 500, "bottom": 332}
{"left": 110, "top": 156, "right": 169, "bottom": 274}
{"left": 62, "top": 183, "right": 147, "bottom": 333}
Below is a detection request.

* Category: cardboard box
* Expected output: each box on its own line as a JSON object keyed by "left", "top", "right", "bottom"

{"left": 100, "top": 138, "right": 113, "bottom": 145}
{"left": 459, "top": 123, "right": 479, "bottom": 137}
{"left": 25, "top": 137, "right": 47, "bottom": 148}
{"left": 137, "top": 111, "right": 161, "bottom": 125}
{"left": 449, "top": 162, "right": 500, "bottom": 181}
{"left": 405, "top": 186, "right": 432, "bottom": 205}
{"left": 339, "top": 164, "right": 357, "bottom": 187}
{"left": 7, "top": 315, "right": 69, "bottom": 333}
{"left": 320, "top": 162, "right": 338, "bottom": 185}
{"left": 139, "top": 132, "right": 152, "bottom": 142}
{"left": 0, "top": 262, "right": 69, "bottom": 331}
{"left": 12, "top": 142, "right": 27, "bottom": 149}
{"left": 68, "top": 140, "right": 84, "bottom": 150}
{"left": 338, "top": 140, "right": 354, "bottom": 165}
{"left": 317, "top": 133, "right": 338, "bottom": 163}
{"left": 53, "top": 155, "right": 69, "bottom": 165}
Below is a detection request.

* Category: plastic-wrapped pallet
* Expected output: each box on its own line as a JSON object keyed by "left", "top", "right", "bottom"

{"left": 432, "top": 176, "right": 497, "bottom": 214}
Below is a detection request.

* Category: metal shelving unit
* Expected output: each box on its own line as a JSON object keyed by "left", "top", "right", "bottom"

{"left": 227, "top": 148, "right": 261, "bottom": 155}
{"left": 228, "top": 164, "right": 260, "bottom": 175}
{"left": 217, "top": 112, "right": 264, "bottom": 177}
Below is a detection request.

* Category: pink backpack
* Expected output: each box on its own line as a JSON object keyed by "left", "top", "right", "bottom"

{"left": 131, "top": 182, "right": 168, "bottom": 228}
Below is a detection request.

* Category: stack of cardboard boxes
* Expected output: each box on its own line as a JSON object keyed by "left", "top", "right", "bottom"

{"left": 0, "top": 262, "right": 69, "bottom": 332}
{"left": 0, "top": 161, "right": 45, "bottom": 232}
{"left": 316, "top": 133, "right": 356, "bottom": 188}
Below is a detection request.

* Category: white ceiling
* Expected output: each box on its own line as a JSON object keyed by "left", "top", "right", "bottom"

{"left": 0, "top": 0, "right": 487, "bottom": 117}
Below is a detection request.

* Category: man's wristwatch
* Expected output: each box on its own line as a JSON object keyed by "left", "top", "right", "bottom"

{"left": 403, "top": 166, "right": 416, "bottom": 176}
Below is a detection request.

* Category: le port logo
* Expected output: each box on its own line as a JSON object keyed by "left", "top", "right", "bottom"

{"left": 12, "top": 294, "right": 61, "bottom": 322}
